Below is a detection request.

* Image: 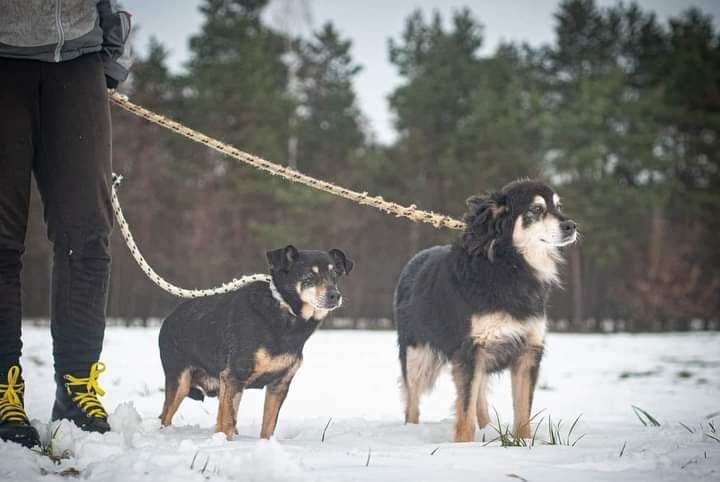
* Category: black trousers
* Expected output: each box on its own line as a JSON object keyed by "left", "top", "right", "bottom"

{"left": 0, "top": 53, "right": 113, "bottom": 376}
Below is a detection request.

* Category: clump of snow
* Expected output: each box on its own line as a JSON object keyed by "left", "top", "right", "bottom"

{"left": 29, "top": 419, "right": 50, "bottom": 448}
{"left": 108, "top": 401, "right": 142, "bottom": 447}
{"left": 195, "top": 438, "right": 310, "bottom": 481}
{"left": 139, "top": 416, "right": 162, "bottom": 433}
{"left": 47, "top": 419, "right": 124, "bottom": 462}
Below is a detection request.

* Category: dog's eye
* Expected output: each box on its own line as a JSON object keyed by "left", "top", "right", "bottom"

{"left": 530, "top": 205, "right": 544, "bottom": 215}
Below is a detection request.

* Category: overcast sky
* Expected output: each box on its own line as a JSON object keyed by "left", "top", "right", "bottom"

{"left": 122, "top": 0, "right": 719, "bottom": 144}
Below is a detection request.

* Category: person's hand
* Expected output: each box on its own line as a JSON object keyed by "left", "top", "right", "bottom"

{"left": 106, "top": 76, "right": 119, "bottom": 89}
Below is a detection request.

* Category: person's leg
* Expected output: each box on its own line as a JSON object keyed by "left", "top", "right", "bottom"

{"left": 32, "top": 53, "right": 113, "bottom": 431}
{"left": 0, "top": 57, "right": 42, "bottom": 448}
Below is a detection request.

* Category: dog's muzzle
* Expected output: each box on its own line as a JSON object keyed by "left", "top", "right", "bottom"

{"left": 558, "top": 220, "right": 577, "bottom": 245}
{"left": 320, "top": 289, "right": 343, "bottom": 310}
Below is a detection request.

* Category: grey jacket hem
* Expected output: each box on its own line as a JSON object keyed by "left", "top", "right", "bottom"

{"left": 0, "top": 2, "right": 131, "bottom": 84}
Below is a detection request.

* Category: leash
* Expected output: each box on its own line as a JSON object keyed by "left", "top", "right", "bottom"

{"left": 111, "top": 174, "right": 270, "bottom": 298}
{"left": 107, "top": 91, "right": 467, "bottom": 298}
{"left": 108, "top": 91, "right": 467, "bottom": 231}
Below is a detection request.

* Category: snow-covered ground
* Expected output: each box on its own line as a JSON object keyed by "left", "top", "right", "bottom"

{"left": 2, "top": 326, "right": 719, "bottom": 481}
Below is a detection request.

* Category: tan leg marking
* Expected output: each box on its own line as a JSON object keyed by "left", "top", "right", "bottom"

{"left": 403, "top": 345, "right": 444, "bottom": 424}
{"left": 216, "top": 369, "right": 241, "bottom": 439}
{"left": 247, "top": 348, "right": 297, "bottom": 385}
{"left": 260, "top": 360, "right": 301, "bottom": 439}
{"left": 160, "top": 369, "right": 191, "bottom": 426}
{"left": 231, "top": 392, "right": 243, "bottom": 435}
{"left": 452, "top": 359, "right": 486, "bottom": 443}
{"left": 512, "top": 319, "right": 546, "bottom": 438}
{"left": 511, "top": 349, "right": 540, "bottom": 439}
{"left": 476, "top": 375, "right": 490, "bottom": 428}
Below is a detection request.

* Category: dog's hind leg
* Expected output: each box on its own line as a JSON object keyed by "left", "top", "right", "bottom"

{"left": 451, "top": 349, "right": 486, "bottom": 442}
{"left": 511, "top": 345, "right": 544, "bottom": 439}
{"left": 217, "top": 369, "right": 242, "bottom": 439}
{"left": 476, "top": 374, "right": 491, "bottom": 429}
{"left": 403, "top": 344, "right": 443, "bottom": 424}
{"left": 160, "top": 369, "right": 191, "bottom": 426}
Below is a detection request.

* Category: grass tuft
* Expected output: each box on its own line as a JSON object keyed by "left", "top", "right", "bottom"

{"left": 483, "top": 409, "right": 585, "bottom": 448}
{"left": 545, "top": 414, "right": 586, "bottom": 446}
{"left": 631, "top": 405, "right": 661, "bottom": 427}
{"left": 506, "top": 474, "right": 528, "bottom": 482}
{"left": 679, "top": 422, "right": 694, "bottom": 433}
{"left": 619, "top": 440, "right": 627, "bottom": 457}
{"left": 33, "top": 423, "right": 72, "bottom": 462}
{"left": 484, "top": 409, "right": 528, "bottom": 448}
{"left": 39, "top": 467, "right": 81, "bottom": 478}
{"left": 678, "top": 419, "right": 719, "bottom": 443}
{"left": 32, "top": 423, "right": 80, "bottom": 477}
{"left": 704, "top": 420, "right": 719, "bottom": 444}
{"left": 321, "top": 417, "right": 333, "bottom": 442}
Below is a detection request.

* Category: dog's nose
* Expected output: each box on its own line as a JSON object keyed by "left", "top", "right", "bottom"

{"left": 327, "top": 290, "right": 341, "bottom": 304}
{"left": 560, "top": 220, "right": 576, "bottom": 234}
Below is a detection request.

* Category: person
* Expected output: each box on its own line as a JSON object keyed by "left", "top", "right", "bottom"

{"left": 0, "top": 1, "right": 132, "bottom": 448}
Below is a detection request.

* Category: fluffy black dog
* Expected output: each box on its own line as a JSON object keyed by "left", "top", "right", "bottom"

{"left": 394, "top": 180, "right": 577, "bottom": 442}
{"left": 159, "top": 245, "right": 353, "bottom": 439}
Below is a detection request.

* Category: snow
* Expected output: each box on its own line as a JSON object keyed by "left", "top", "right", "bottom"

{"left": 1, "top": 326, "right": 719, "bottom": 481}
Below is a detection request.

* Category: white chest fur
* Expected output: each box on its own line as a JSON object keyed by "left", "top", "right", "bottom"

{"left": 470, "top": 312, "right": 546, "bottom": 348}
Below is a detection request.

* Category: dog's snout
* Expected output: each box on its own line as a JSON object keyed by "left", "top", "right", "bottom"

{"left": 327, "top": 289, "right": 341, "bottom": 304}
{"left": 560, "top": 220, "right": 576, "bottom": 234}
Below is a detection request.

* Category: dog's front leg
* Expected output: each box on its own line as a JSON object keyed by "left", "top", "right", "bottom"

{"left": 476, "top": 374, "right": 491, "bottom": 429}
{"left": 451, "top": 348, "right": 485, "bottom": 443}
{"left": 260, "top": 360, "right": 301, "bottom": 439}
{"left": 217, "top": 369, "right": 242, "bottom": 439}
{"left": 511, "top": 345, "right": 544, "bottom": 439}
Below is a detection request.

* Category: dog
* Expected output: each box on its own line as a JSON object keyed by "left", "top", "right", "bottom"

{"left": 158, "top": 245, "right": 353, "bottom": 439}
{"left": 394, "top": 179, "right": 577, "bottom": 442}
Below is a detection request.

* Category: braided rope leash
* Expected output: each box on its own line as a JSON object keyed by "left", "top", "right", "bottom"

{"left": 111, "top": 174, "right": 270, "bottom": 298}
{"left": 108, "top": 91, "right": 467, "bottom": 231}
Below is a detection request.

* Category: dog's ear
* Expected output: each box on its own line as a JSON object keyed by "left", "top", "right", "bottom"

{"left": 465, "top": 194, "right": 487, "bottom": 213}
{"left": 462, "top": 192, "right": 510, "bottom": 261}
{"left": 266, "top": 245, "right": 299, "bottom": 272}
{"left": 329, "top": 248, "right": 354, "bottom": 275}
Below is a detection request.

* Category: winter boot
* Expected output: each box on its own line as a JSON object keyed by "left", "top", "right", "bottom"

{"left": 0, "top": 365, "right": 41, "bottom": 449}
{"left": 52, "top": 362, "right": 110, "bottom": 433}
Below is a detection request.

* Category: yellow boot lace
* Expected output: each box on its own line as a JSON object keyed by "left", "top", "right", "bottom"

{"left": 0, "top": 366, "right": 29, "bottom": 424}
{"left": 63, "top": 362, "right": 108, "bottom": 419}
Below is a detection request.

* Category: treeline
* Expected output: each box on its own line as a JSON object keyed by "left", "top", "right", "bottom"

{"left": 21, "top": 0, "right": 720, "bottom": 330}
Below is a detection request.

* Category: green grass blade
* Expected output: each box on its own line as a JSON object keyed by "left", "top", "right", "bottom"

{"left": 632, "top": 405, "right": 660, "bottom": 426}
{"left": 679, "top": 422, "right": 694, "bottom": 433}
{"left": 571, "top": 433, "right": 586, "bottom": 447}
{"left": 567, "top": 414, "right": 582, "bottom": 442}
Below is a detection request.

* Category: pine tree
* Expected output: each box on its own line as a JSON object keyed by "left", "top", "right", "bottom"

{"left": 296, "top": 22, "right": 365, "bottom": 176}
{"left": 177, "top": 0, "right": 296, "bottom": 279}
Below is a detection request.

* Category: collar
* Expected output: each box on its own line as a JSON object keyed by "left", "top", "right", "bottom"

{"left": 268, "top": 279, "right": 298, "bottom": 317}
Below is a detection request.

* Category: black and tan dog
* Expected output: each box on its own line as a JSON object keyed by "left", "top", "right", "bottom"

{"left": 395, "top": 179, "right": 577, "bottom": 442}
{"left": 158, "top": 245, "right": 353, "bottom": 439}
